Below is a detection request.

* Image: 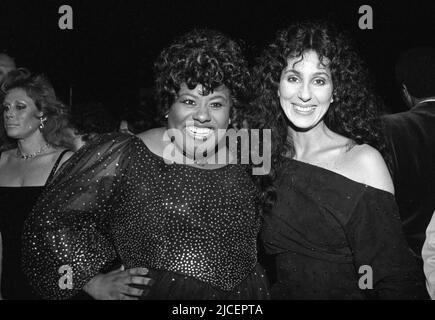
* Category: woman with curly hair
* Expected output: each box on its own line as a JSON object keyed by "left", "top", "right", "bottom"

{"left": 22, "top": 29, "right": 269, "bottom": 300}
{"left": 0, "top": 69, "right": 74, "bottom": 299}
{"left": 252, "top": 21, "right": 427, "bottom": 299}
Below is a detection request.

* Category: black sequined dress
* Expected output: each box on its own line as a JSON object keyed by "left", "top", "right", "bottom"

{"left": 261, "top": 158, "right": 428, "bottom": 299}
{"left": 22, "top": 134, "right": 269, "bottom": 299}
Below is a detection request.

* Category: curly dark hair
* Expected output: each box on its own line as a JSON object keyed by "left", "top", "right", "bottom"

{"left": 0, "top": 69, "right": 72, "bottom": 151}
{"left": 153, "top": 28, "right": 252, "bottom": 129}
{"left": 249, "top": 21, "right": 389, "bottom": 212}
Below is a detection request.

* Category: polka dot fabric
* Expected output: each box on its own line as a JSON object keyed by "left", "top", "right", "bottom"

{"left": 22, "top": 133, "right": 270, "bottom": 299}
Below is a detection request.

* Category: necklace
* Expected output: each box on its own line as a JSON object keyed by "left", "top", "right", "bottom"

{"left": 17, "top": 143, "right": 51, "bottom": 160}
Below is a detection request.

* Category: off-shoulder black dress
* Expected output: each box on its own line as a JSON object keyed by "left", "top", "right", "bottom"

{"left": 22, "top": 134, "right": 269, "bottom": 300}
{"left": 261, "top": 158, "right": 428, "bottom": 299}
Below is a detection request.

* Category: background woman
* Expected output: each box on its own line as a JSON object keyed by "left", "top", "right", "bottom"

{"left": 0, "top": 69, "right": 73, "bottom": 299}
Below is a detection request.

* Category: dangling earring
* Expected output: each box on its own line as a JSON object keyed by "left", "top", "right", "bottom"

{"left": 39, "top": 116, "right": 47, "bottom": 130}
{"left": 331, "top": 91, "right": 338, "bottom": 103}
{"left": 164, "top": 114, "right": 169, "bottom": 119}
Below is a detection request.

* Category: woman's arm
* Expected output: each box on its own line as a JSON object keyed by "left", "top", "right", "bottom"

{"left": 422, "top": 211, "right": 435, "bottom": 299}
{"left": 345, "top": 188, "right": 427, "bottom": 299}
{"left": 22, "top": 134, "right": 143, "bottom": 299}
{"left": 344, "top": 145, "right": 427, "bottom": 299}
{"left": 22, "top": 134, "right": 156, "bottom": 299}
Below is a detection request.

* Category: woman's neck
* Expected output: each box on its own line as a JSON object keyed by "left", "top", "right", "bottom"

{"left": 289, "top": 121, "right": 336, "bottom": 160}
{"left": 17, "top": 131, "right": 49, "bottom": 156}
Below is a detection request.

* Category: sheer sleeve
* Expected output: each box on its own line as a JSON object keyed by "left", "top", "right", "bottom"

{"left": 22, "top": 133, "right": 146, "bottom": 299}
{"left": 422, "top": 211, "right": 435, "bottom": 299}
{"left": 344, "top": 188, "right": 428, "bottom": 299}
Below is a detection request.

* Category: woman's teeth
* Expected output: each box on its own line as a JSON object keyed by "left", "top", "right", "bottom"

{"left": 186, "top": 126, "right": 213, "bottom": 139}
{"left": 294, "top": 104, "right": 316, "bottom": 113}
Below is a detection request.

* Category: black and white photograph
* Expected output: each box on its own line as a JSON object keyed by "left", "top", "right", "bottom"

{"left": 0, "top": 0, "right": 434, "bottom": 315}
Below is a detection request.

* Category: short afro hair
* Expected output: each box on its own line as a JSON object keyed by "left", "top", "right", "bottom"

{"left": 153, "top": 28, "right": 251, "bottom": 129}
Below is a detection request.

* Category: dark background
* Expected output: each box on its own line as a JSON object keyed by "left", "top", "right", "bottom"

{"left": 1, "top": 0, "right": 434, "bottom": 119}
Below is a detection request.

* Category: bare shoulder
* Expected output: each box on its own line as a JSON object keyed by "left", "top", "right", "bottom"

{"left": 1, "top": 148, "right": 16, "bottom": 158}
{"left": 341, "top": 144, "right": 394, "bottom": 194}
{"left": 0, "top": 148, "right": 17, "bottom": 165}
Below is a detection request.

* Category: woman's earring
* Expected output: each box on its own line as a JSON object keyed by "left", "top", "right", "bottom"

{"left": 39, "top": 116, "right": 47, "bottom": 130}
{"left": 164, "top": 114, "right": 169, "bottom": 119}
{"left": 331, "top": 91, "right": 338, "bottom": 103}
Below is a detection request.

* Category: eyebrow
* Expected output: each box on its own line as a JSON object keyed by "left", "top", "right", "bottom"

{"left": 178, "top": 91, "right": 229, "bottom": 102}
{"left": 178, "top": 92, "right": 199, "bottom": 98}
{"left": 283, "top": 69, "right": 330, "bottom": 78}
{"left": 4, "top": 100, "right": 28, "bottom": 105}
{"left": 312, "top": 71, "right": 330, "bottom": 78}
{"left": 16, "top": 100, "right": 28, "bottom": 104}
{"left": 283, "top": 69, "right": 300, "bottom": 76}
{"left": 207, "top": 93, "right": 229, "bottom": 102}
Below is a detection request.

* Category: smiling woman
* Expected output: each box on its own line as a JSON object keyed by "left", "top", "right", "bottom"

{"left": 22, "top": 29, "right": 270, "bottom": 300}
{"left": 148, "top": 28, "right": 252, "bottom": 167}
{"left": 278, "top": 50, "right": 334, "bottom": 130}
{"left": 251, "top": 20, "right": 428, "bottom": 299}
{"left": 165, "top": 83, "right": 231, "bottom": 164}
